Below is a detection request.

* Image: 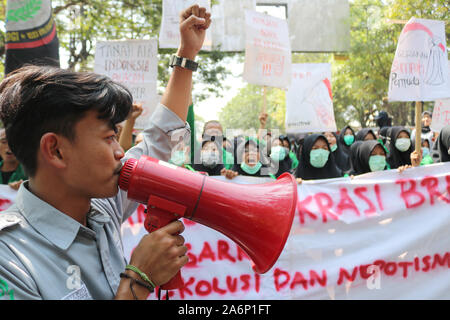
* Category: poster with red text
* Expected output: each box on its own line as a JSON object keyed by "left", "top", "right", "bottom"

{"left": 388, "top": 17, "right": 450, "bottom": 102}
{"left": 285, "top": 63, "right": 337, "bottom": 134}
{"left": 121, "top": 163, "right": 450, "bottom": 300}
{"left": 431, "top": 62, "right": 450, "bottom": 132}
{"left": 243, "top": 10, "right": 292, "bottom": 88}
{"left": 94, "top": 39, "right": 159, "bottom": 130}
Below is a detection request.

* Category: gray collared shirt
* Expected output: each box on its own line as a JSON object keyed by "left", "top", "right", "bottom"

{"left": 0, "top": 104, "right": 190, "bottom": 300}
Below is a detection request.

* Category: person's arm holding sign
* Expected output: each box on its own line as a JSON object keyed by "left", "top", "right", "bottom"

{"left": 114, "top": 5, "right": 211, "bottom": 300}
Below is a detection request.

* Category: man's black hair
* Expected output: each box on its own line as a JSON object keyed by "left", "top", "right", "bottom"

{"left": 0, "top": 65, "right": 133, "bottom": 177}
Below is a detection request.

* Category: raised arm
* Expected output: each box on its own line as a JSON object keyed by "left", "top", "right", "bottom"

{"left": 161, "top": 5, "right": 211, "bottom": 122}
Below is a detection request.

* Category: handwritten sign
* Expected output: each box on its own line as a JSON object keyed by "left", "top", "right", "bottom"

{"left": 431, "top": 62, "right": 450, "bottom": 132}
{"left": 120, "top": 163, "right": 450, "bottom": 299}
{"left": 243, "top": 10, "right": 292, "bottom": 88}
{"left": 388, "top": 17, "right": 450, "bottom": 102}
{"left": 285, "top": 63, "right": 337, "bottom": 133}
{"left": 94, "top": 40, "right": 159, "bottom": 129}
{"left": 159, "top": 0, "right": 212, "bottom": 50}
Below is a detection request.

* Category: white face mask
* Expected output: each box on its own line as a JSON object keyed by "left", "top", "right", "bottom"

{"left": 201, "top": 151, "right": 219, "bottom": 168}
{"left": 395, "top": 138, "right": 411, "bottom": 152}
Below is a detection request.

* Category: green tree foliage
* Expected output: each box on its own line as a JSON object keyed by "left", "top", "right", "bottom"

{"left": 0, "top": 0, "right": 230, "bottom": 101}
{"left": 219, "top": 84, "right": 286, "bottom": 131}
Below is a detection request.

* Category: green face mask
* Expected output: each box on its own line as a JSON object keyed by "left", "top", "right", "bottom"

{"left": 368, "top": 155, "right": 386, "bottom": 172}
{"left": 344, "top": 135, "right": 355, "bottom": 146}
{"left": 241, "top": 161, "right": 262, "bottom": 175}
{"left": 310, "top": 149, "right": 330, "bottom": 168}
{"left": 330, "top": 144, "right": 338, "bottom": 152}
{"left": 169, "top": 151, "right": 186, "bottom": 166}
{"left": 270, "top": 146, "right": 286, "bottom": 162}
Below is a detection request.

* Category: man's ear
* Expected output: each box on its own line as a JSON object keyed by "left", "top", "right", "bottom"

{"left": 39, "top": 133, "right": 68, "bottom": 170}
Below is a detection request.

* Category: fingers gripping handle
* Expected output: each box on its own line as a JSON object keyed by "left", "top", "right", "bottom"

{"left": 144, "top": 195, "right": 187, "bottom": 290}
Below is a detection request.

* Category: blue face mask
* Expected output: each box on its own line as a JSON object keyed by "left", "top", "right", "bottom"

{"left": 422, "top": 147, "right": 430, "bottom": 157}
{"left": 310, "top": 149, "right": 330, "bottom": 168}
{"left": 368, "top": 155, "right": 386, "bottom": 172}
{"left": 330, "top": 144, "right": 338, "bottom": 152}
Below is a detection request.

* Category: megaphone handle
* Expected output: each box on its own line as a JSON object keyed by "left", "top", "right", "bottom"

{"left": 144, "top": 206, "right": 185, "bottom": 290}
{"left": 161, "top": 271, "right": 183, "bottom": 290}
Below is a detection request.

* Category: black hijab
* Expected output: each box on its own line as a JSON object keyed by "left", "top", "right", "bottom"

{"left": 295, "top": 134, "right": 342, "bottom": 180}
{"left": 349, "top": 140, "right": 386, "bottom": 175}
{"left": 431, "top": 125, "right": 450, "bottom": 163}
{"left": 378, "top": 127, "right": 390, "bottom": 145}
{"left": 338, "top": 125, "right": 355, "bottom": 156}
{"left": 356, "top": 128, "right": 377, "bottom": 141}
{"left": 386, "top": 126, "right": 413, "bottom": 169}
{"left": 330, "top": 132, "right": 351, "bottom": 173}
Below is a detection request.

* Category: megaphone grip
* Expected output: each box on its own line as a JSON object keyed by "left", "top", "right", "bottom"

{"left": 161, "top": 271, "right": 184, "bottom": 290}
{"left": 143, "top": 204, "right": 186, "bottom": 290}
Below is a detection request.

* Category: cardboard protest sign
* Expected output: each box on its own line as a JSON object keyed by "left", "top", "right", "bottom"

{"left": 388, "top": 17, "right": 450, "bottom": 102}
{"left": 243, "top": 10, "right": 292, "bottom": 88}
{"left": 285, "top": 63, "right": 337, "bottom": 133}
{"left": 120, "top": 163, "right": 450, "bottom": 299}
{"left": 159, "top": 0, "right": 212, "bottom": 50}
{"left": 431, "top": 62, "right": 450, "bottom": 132}
{"left": 94, "top": 39, "right": 159, "bottom": 130}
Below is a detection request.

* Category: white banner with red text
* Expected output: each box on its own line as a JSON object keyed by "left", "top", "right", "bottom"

{"left": 120, "top": 163, "right": 450, "bottom": 300}
{"left": 0, "top": 164, "right": 448, "bottom": 299}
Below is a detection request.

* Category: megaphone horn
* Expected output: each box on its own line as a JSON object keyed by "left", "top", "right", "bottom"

{"left": 119, "top": 155, "right": 297, "bottom": 290}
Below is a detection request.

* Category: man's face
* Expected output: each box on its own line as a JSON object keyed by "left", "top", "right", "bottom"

{"left": 0, "top": 131, "right": 18, "bottom": 164}
{"left": 422, "top": 114, "right": 432, "bottom": 127}
{"left": 59, "top": 110, "right": 124, "bottom": 199}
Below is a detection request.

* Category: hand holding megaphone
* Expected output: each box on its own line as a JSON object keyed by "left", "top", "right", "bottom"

{"left": 127, "top": 220, "right": 188, "bottom": 290}
{"left": 119, "top": 156, "right": 297, "bottom": 290}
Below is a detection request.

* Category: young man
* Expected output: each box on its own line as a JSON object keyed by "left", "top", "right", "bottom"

{"left": 0, "top": 5, "right": 211, "bottom": 300}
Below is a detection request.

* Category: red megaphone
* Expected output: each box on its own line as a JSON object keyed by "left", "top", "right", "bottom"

{"left": 119, "top": 155, "right": 297, "bottom": 290}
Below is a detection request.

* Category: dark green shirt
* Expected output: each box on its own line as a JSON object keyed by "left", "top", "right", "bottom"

{"left": 0, "top": 162, "right": 27, "bottom": 185}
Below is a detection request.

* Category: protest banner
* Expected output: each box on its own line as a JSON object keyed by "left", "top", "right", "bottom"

{"left": 120, "top": 163, "right": 450, "bottom": 300}
{"left": 159, "top": 0, "right": 212, "bottom": 50}
{"left": 285, "top": 63, "right": 337, "bottom": 134}
{"left": 388, "top": 17, "right": 449, "bottom": 102}
{"left": 431, "top": 62, "right": 450, "bottom": 132}
{"left": 388, "top": 17, "right": 450, "bottom": 153}
{"left": 93, "top": 39, "right": 159, "bottom": 130}
{"left": 0, "top": 164, "right": 448, "bottom": 299}
{"left": 243, "top": 10, "right": 292, "bottom": 89}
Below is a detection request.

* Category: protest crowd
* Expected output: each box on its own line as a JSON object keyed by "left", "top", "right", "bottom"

{"left": 0, "top": 1, "right": 449, "bottom": 302}
{"left": 115, "top": 109, "right": 449, "bottom": 183}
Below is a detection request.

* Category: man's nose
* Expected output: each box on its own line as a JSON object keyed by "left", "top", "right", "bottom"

{"left": 113, "top": 141, "right": 125, "bottom": 159}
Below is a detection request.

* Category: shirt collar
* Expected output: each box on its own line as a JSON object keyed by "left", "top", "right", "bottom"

{"left": 16, "top": 182, "right": 110, "bottom": 251}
